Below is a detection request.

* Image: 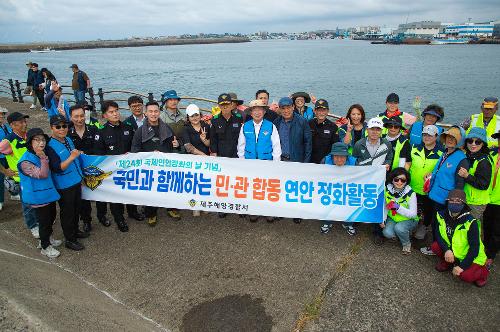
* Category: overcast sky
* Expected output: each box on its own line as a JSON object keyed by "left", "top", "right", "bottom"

{"left": 0, "top": 0, "right": 498, "bottom": 42}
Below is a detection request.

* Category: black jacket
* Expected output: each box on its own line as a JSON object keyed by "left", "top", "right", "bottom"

{"left": 68, "top": 124, "right": 98, "bottom": 155}
{"left": 131, "top": 119, "right": 174, "bottom": 153}
{"left": 94, "top": 121, "right": 134, "bottom": 155}
{"left": 309, "top": 118, "right": 339, "bottom": 164}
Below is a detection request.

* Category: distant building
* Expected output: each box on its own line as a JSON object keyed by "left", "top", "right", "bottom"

{"left": 395, "top": 21, "right": 442, "bottom": 37}
{"left": 491, "top": 21, "right": 500, "bottom": 38}
{"left": 445, "top": 22, "right": 494, "bottom": 37}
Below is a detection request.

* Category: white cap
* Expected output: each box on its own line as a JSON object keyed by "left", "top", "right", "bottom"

{"left": 186, "top": 104, "right": 200, "bottom": 117}
{"left": 0, "top": 106, "right": 8, "bottom": 113}
{"left": 367, "top": 117, "right": 384, "bottom": 129}
{"left": 422, "top": 125, "right": 439, "bottom": 136}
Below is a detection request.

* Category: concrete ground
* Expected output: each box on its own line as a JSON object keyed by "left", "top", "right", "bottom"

{"left": 0, "top": 97, "right": 499, "bottom": 331}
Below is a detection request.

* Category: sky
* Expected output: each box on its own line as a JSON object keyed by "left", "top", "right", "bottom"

{"left": 0, "top": 0, "right": 499, "bottom": 43}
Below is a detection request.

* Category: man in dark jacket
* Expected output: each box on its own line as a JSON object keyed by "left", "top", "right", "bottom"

{"left": 124, "top": 95, "right": 145, "bottom": 131}
{"left": 31, "top": 63, "right": 45, "bottom": 109}
{"left": 94, "top": 100, "right": 135, "bottom": 232}
{"left": 131, "top": 101, "right": 176, "bottom": 226}
{"left": 309, "top": 99, "right": 339, "bottom": 164}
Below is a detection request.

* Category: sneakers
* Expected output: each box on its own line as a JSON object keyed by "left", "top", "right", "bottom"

{"left": 30, "top": 226, "right": 40, "bottom": 239}
{"left": 98, "top": 216, "right": 111, "bottom": 227}
{"left": 372, "top": 234, "right": 384, "bottom": 246}
{"left": 41, "top": 107, "right": 47, "bottom": 112}
{"left": 65, "top": 240, "right": 85, "bottom": 251}
{"left": 193, "top": 210, "right": 201, "bottom": 217}
{"left": 420, "top": 246, "right": 436, "bottom": 256}
{"left": 30, "top": 104, "right": 36, "bottom": 109}
{"left": 167, "top": 209, "right": 181, "bottom": 220}
{"left": 402, "top": 244, "right": 412, "bottom": 255}
{"left": 37, "top": 237, "right": 62, "bottom": 249}
{"left": 293, "top": 218, "right": 302, "bottom": 224}
{"left": 116, "top": 220, "right": 129, "bottom": 232}
{"left": 414, "top": 224, "right": 427, "bottom": 240}
{"left": 148, "top": 216, "right": 157, "bottom": 227}
{"left": 10, "top": 194, "right": 20, "bottom": 201}
{"left": 342, "top": 224, "right": 356, "bottom": 236}
{"left": 41, "top": 245, "right": 60, "bottom": 258}
{"left": 320, "top": 223, "right": 332, "bottom": 234}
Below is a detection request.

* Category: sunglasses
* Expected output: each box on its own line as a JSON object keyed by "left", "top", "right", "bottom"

{"left": 466, "top": 138, "right": 483, "bottom": 145}
{"left": 53, "top": 124, "right": 68, "bottom": 129}
{"left": 386, "top": 124, "right": 401, "bottom": 129}
{"left": 393, "top": 177, "right": 407, "bottom": 184}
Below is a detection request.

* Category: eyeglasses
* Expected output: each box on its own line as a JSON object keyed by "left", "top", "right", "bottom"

{"left": 53, "top": 124, "right": 68, "bottom": 129}
{"left": 466, "top": 138, "right": 483, "bottom": 145}
{"left": 393, "top": 177, "right": 407, "bottom": 183}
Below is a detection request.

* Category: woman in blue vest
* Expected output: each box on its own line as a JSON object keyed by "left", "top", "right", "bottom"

{"left": 382, "top": 168, "right": 418, "bottom": 254}
{"left": 320, "top": 142, "right": 357, "bottom": 236}
{"left": 409, "top": 104, "right": 444, "bottom": 146}
{"left": 45, "top": 115, "right": 87, "bottom": 252}
{"left": 423, "top": 126, "right": 469, "bottom": 255}
{"left": 431, "top": 189, "right": 489, "bottom": 287}
{"left": 458, "top": 127, "right": 492, "bottom": 221}
{"left": 18, "top": 128, "right": 62, "bottom": 258}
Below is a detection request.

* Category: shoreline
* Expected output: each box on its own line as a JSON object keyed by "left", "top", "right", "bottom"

{"left": 0, "top": 36, "right": 250, "bottom": 53}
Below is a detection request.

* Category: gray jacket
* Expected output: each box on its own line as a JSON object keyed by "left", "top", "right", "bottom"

{"left": 352, "top": 137, "right": 393, "bottom": 166}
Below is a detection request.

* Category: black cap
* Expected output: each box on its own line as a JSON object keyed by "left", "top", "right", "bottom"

{"left": 218, "top": 93, "right": 232, "bottom": 105}
{"left": 32, "top": 63, "right": 38, "bottom": 67}
{"left": 69, "top": 64, "right": 78, "bottom": 69}
{"left": 49, "top": 115, "right": 69, "bottom": 126}
{"left": 7, "top": 112, "right": 29, "bottom": 124}
{"left": 447, "top": 189, "right": 466, "bottom": 203}
{"left": 386, "top": 93, "right": 399, "bottom": 103}
{"left": 26, "top": 128, "right": 49, "bottom": 148}
{"left": 315, "top": 99, "right": 329, "bottom": 109}
{"left": 383, "top": 116, "right": 404, "bottom": 128}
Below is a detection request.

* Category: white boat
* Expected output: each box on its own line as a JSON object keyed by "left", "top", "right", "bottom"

{"left": 430, "top": 38, "right": 470, "bottom": 45}
{"left": 30, "top": 47, "right": 60, "bottom": 53}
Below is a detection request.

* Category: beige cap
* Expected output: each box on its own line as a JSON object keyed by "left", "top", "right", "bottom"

{"left": 248, "top": 99, "right": 267, "bottom": 108}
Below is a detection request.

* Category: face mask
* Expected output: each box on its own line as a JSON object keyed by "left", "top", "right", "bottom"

{"left": 448, "top": 202, "right": 464, "bottom": 214}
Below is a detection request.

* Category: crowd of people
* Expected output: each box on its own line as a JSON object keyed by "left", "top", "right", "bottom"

{"left": 0, "top": 62, "right": 499, "bottom": 288}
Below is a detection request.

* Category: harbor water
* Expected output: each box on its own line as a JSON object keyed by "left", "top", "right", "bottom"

{"left": 1, "top": 39, "right": 499, "bottom": 124}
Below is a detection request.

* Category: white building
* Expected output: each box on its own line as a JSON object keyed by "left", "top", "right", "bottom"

{"left": 395, "top": 21, "right": 442, "bottom": 37}
{"left": 445, "top": 22, "right": 495, "bottom": 37}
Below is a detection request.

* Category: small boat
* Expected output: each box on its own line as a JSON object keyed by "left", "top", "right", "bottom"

{"left": 430, "top": 38, "right": 470, "bottom": 45}
{"left": 30, "top": 47, "right": 60, "bottom": 53}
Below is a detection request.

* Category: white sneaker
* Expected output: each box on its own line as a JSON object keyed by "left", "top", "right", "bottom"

{"left": 0, "top": 202, "right": 3, "bottom": 211}
{"left": 37, "top": 237, "right": 63, "bottom": 249}
{"left": 192, "top": 210, "right": 201, "bottom": 217}
{"left": 10, "top": 194, "right": 20, "bottom": 201}
{"left": 30, "top": 104, "right": 36, "bottom": 109}
{"left": 30, "top": 226, "right": 40, "bottom": 239}
{"left": 402, "top": 244, "right": 412, "bottom": 255}
{"left": 40, "top": 245, "right": 60, "bottom": 258}
{"left": 420, "top": 246, "right": 436, "bottom": 256}
{"left": 414, "top": 224, "right": 427, "bottom": 240}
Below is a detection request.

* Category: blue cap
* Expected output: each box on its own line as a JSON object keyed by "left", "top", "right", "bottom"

{"left": 278, "top": 97, "right": 293, "bottom": 107}
{"left": 161, "top": 90, "right": 181, "bottom": 101}
{"left": 465, "top": 127, "right": 487, "bottom": 144}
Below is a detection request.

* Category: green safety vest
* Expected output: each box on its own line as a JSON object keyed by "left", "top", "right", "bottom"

{"left": 5, "top": 135, "right": 27, "bottom": 183}
{"left": 436, "top": 213, "right": 487, "bottom": 266}
{"left": 389, "top": 136, "right": 409, "bottom": 170}
{"left": 464, "top": 155, "right": 493, "bottom": 205}
{"left": 489, "top": 150, "right": 500, "bottom": 205}
{"left": 385, "top": 188, "right": 415, "bottom": 222}
{"left": 409, "top": 145, "right": 443, "bottom": 195}
{"left": 467, "top": 113, "right": 500, "bottom": 148}
{"left": 378, "top": 113, "right": 405, "bottom": 136}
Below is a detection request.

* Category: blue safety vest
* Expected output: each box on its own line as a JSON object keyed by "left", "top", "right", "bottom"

{"left": 323, "top": 154, "right": 357, "bottom": 166}
{"left": 243, "top": 120, "right": 274, "bottom": 160}
{"left": 409, "top": 121, "right": 443, "bottom": 146}
{"left": 428, "top": 149, "right": 466, "bottom": 205}
{"left": 48, "top": 137, "right": 83, "bottom": 189}
{"left": 17, "top": 151, "right": 60, "bottom": 205}
{"left": 47, "top": 97, "right": 71, "bottom": 121}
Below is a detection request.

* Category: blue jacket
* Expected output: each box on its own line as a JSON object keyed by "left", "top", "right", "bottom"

{"left": 48, "top": 137, "right": 83, "bottom": 189}
{"left": 273, "top": 113, "right": 312, "bottom": 162}
{"left": 429, "top": 149, "right": 467, "bottom": 205}
{"left": 32, "top": 71, "right": 44, "bottom": 87}
{"left": 409, "top": 121, "right": 444, "bottom": 146}
{"left": 17, "top": 151, "right": 60, "bottom": 205}
{"left": 323, "top": 154, "right": 357, "bottom": 166}
{"left": 243, "top": 120, "right": 274, "bottom": 160}
{"left": 47, "top": 96, "right": 71, "bottom": 121}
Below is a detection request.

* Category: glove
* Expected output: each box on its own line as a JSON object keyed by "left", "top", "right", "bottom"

{"left": 386, "top": 201, "right": 400, "bottom": 216}
{"left": 423, "top": 175, "right": 432, "bottom": 193}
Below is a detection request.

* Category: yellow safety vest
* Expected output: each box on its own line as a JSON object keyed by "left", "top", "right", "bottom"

{"left": 467, "top": 113, "right": 500, "bottom": 148}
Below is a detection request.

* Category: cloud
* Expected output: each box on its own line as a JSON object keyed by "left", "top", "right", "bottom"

{"left": 0, "top": 0, "right": 498, "bottom": 42}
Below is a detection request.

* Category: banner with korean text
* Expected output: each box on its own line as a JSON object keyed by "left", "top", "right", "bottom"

{"left": 79, "top": 152, "right": 385, "bottom": 223}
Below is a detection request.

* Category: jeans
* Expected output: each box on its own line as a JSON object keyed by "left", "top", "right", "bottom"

{"left": 19, "top": 186, "right": 38, "bottom": 229}
{"left": 73, "top": 90, "right": 86, "bottom": 105}
{"left": 383, "top": 217, "right": 418, "bottom": 246}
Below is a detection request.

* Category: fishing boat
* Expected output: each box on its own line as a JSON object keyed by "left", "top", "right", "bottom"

{"left": 29, "top": 47, "right": 60, "bottom": 53}
{"left": 430, "top": 38, "right": 470, "bottom": 45}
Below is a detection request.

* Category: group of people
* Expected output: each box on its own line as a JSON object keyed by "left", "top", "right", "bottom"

{"left": 0, "top": 73, "right": 499, "bottom": 287}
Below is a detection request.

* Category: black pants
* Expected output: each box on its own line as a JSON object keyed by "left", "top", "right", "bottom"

{"left": 144, "top": 206, "right": 158, "bottom": 218}
{"left": 96, "top": 201, "right": 108, "bottom": 219}
{"left": 416, "top": 194, "right": 434, "bottom": 227}
{"left": 430, "top": 201, "right": 446, "bottom": 242}
{"left": 110, "top": 203, "right": 125, "bottom": 222}
{"left": 126, "top": 204, "right": 139, "bottom": 216}
{"left": 35, "top": 202, "right": 57, "bottom": 249}
{"left": 484, "top": 204, "right": 500, "bottom": 260}
{"left": 80, "top": 199, "right": 92, "bottom": 223}
{"left": 57, "top": 183, "right": 81, "bottom": 242}
{"left": 34, "top": 88, "right": 45, "bottom": 106}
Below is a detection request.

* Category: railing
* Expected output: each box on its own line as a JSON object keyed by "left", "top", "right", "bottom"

{"left": 0, "top": 76, "right": 452, "bottom": 128}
